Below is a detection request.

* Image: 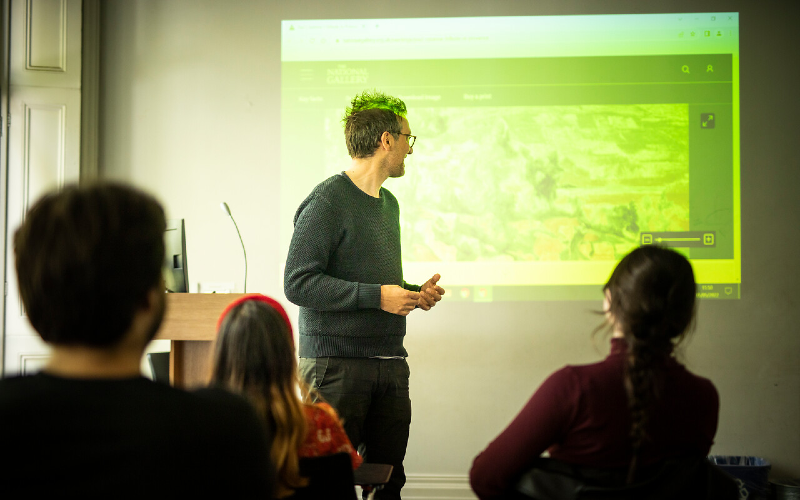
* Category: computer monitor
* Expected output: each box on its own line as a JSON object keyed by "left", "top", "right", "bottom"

{"left": 163, "top": 219, "right": 189, "bottom": 293}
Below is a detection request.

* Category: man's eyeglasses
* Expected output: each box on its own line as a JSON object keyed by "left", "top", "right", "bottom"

{"left": 397, "top": 133, "right": 416, "bottom": 148}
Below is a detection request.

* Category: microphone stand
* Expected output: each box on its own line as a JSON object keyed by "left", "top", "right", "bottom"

{"left": 220, "top": 202, "right": 247, "bottom": 293}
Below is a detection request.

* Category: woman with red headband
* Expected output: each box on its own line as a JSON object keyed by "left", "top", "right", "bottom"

{"left": 211, "top": 294, "right": 362, "bottom": 498}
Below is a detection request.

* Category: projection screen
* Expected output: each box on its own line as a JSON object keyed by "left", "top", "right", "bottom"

{"left": 281, "top": 13, "right": 740, "bottom": 301}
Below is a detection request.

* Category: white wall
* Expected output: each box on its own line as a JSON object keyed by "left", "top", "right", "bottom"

{"left": 99, "top": 0, "right": 800, "bottom": 491}
{"left": 100, "top": 0, "right": 282, "bottom": 298}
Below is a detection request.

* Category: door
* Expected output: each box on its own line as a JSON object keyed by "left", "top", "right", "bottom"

{"left": 3, "top": 0, "right": 82, "bottom": 376}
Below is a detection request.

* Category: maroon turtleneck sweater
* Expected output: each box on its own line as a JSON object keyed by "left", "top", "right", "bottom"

{"left": 470, "top": 338, "right": 719, "bottom": 500}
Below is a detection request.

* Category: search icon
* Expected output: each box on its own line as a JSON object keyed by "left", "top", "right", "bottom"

{"left": 681, "top": 65, "right": 690, "bottom": 74}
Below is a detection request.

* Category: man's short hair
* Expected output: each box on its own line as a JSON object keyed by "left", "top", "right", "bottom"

{"left": 342, "top": 90, "right": 407, "bottom": 159}
{"left": 14, "top": 182, "right": 166, "bottom": 347}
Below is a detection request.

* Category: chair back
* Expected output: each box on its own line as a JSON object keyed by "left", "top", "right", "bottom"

{"left": 287, "top": 452, "right": 357, "bottom": 500}
{"left": 147, "top": 352, "right": 170, "bottom": 384}
{"left": 514, "top": 457, "right": 739, "bottom": 500}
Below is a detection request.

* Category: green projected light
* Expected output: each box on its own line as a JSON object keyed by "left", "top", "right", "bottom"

{"left": 281, "top": 13, "right": 741, "bottom": 301}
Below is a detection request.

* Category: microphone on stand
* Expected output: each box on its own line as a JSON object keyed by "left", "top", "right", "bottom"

{"left": 220, "top": 202, "right": 247, "bottom": 293}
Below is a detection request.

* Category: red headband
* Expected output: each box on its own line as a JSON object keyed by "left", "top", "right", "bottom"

{"left": 216, "top": 293, "right": 293, "bottom": 338}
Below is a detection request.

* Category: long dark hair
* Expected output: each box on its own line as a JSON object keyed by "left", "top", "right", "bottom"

{"left": 210, "top": 298, "right": 308, "bottom": 498}
{"left": 604, "top": 245, "right": 696, "bottom": 483}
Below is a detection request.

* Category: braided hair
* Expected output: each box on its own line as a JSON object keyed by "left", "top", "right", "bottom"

{"left": 604, "top": 245, "right": 696, "bottom": 484}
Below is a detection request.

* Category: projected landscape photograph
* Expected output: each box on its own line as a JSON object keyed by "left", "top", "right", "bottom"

{"left": 326, "top": 104, "right": 689, "bottom": 263}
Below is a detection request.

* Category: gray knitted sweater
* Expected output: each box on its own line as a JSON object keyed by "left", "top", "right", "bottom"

{"left": 284, "top": 173, "right": 420, "bottom": 358}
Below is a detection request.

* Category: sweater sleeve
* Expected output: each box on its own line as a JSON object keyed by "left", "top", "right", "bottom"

{"left": 402, "top": 280, "right": 421, "bottom": 292}
{"left": 469, "top": 366, "right": 581, "bottom": 500}
{"left": 696, "top": 377, "right": 720, "bottom": 455}
{"left": 284, "top": 194, "right": 382, "bottom": 311}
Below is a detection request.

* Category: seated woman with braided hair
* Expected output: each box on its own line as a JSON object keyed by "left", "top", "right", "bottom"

{"left": 470, "top": 245, "right": 722, "bottom": 500}
{"left": 210, "top": 294, "right": 362, "bottom": 498}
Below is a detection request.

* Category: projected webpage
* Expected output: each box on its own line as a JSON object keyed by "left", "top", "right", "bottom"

{"left": 281, "top": 13, "right": 740, "bottom": 301}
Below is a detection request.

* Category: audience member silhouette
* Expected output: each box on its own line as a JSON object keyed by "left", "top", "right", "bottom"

{"left": 470, "top": 245, "right": 721, "bottom": 499}
{"left": 211, "top": 294, "right": 361, "bottom": 498}
{"left": 0, "top": 182, "right": 275, "bottom": 497}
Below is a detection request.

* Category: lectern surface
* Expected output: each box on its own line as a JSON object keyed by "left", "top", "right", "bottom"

{"left": 155, "top": 293, "right": 246, "bottom": 388}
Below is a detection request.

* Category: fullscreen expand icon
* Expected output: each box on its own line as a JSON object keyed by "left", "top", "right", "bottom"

{"left": 701, "top": 113, "right": 715, "bottom": 128}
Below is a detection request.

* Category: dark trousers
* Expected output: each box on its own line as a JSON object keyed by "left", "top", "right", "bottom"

{"left": 299, "top": 357, "right": 412, "bottom": 500}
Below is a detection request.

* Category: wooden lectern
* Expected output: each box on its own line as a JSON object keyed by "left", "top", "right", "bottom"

{"left": 155, "top": 293, "right": 245, "bottom": 388}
